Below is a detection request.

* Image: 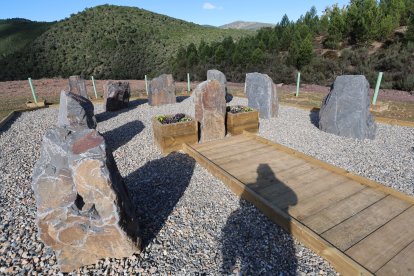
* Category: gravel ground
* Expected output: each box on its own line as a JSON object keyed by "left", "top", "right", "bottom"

{"left": 1, "top": 95, "right": 412, "bottom": 275}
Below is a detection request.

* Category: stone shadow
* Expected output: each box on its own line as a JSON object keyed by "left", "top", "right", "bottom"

{"left": 0, "top": 112, "right": 22, "bottom": 133}
{"left": 96, "top": 99, "right": 148, "bottom": 123}
{"left": 124, "top": 153, "right": 195, "bottom": 248}
{"left": 221, "top": 163, "right": 298, "bottom": 274}
{"left": 309, "top": 108, "right": 320, "bottom": 128}
{"left": 101, "top": 120, "right": 145, "bottom": 151}
{"left": 176, "top": 96, "right": 190, "bottom": 103}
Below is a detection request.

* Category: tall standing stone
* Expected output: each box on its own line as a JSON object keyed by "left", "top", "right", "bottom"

{"left": 207, "top": 69, "right": 230, "bottom": 102}
{"left": 319, "top": 75, "right": 376, "bottom": 139}
{"left": 245, "top": 73, "right": 278, "bottom": 119}
{"left": 194, "top": 80, "right": 226, "bottom": 142}
{"left": 57, "top": 90, "right": 97, "bottom": 129}
{"left": 32, "top": 127, "right": 141, "bottom": 272}
{"left": 148, "top": 74, "right": 176, "bottom": 106}
{"left": 103, "top": 81, "right": 131, "bottom": 111}
{"left": 69, "top": 75, "right": 88, "bottom": 98}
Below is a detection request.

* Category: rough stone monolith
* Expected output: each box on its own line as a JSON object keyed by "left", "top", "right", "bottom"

{"left": 319, "top": 75, "right": 376, "bottom": 139}
{"left": 193, "top": 80, "right": 226, "bottom": 142}
{"left": 245, "top": 72, "right": 278, "bottom": 119}
{"left": 57, "top": 90, "right": 97, "bottom": 129}
{"left": 103, "top": 81, "right": 131, "bottom": 111}
{"left": 68, "top": 75, "right": 88, "bottom": 98}
{"left": 32, "top": 127, "right": 141, "bottom": 272}
{"left": 148, "top": 74, "right": 176, "bottom": 106}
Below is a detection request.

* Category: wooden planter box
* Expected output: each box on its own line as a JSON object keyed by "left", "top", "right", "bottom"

{"left": 226, "top": 109, "right": 259, "bottom": 135}
{"left": 152, "top": 115, "right": 198, "bottom": 154}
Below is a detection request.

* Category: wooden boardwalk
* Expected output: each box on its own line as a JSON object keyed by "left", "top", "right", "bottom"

{"left": 183, "top": 133, "right": 414, "bottom": 276}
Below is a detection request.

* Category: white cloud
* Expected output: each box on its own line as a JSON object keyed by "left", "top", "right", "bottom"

{"left": 203, "top": 2, "right": 223, "bottom": 10}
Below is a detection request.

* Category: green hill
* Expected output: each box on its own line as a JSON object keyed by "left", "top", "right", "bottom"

{"left": 0, "top": 5, "right": 252, "bottom": 81}
{"left": 0, "top": 18, "right": 53, "bottom": 58}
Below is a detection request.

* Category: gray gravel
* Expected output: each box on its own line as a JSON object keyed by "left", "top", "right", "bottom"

{"left": 1, "top": 95, "right": 411, "bottom": 275}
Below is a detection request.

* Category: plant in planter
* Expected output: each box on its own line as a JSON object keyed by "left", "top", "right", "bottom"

{"left": 226, "top": 105, "right": 259, "bottom": 135}
{"left": 152, "top": 113, "right": 198, "bottom": 154}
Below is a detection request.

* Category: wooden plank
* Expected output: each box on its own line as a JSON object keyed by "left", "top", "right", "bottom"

{"left": 288, "top": 180, "right": 366, "bottom": 220}
{"left": 193, "top": 135, "right": 249, "bottom": 151}
{"left": 376, "top": 240, "right": 414, "bottom": 276}
{"left": 201, "top": 139, "right": 264, "bottom": 158}
{"left": 214, "top": 146, "right": 284, "bottom": 167}
{"left": 302, "top": 188, "right": 387, "bottom": 234}
{"left": 270, "top": 172, "right": 349, "bottom": 212}
{"left": 204, "top": 142, "right": 269, "bottom": 161}
{"left": 242, "top": 132, "right": 414, "bottom": 205}
{"left": 346, "top": 206, "right": 414, "bottom": 273}
{"left": 183, "top": 143, "right": 373, "bottom": 276}
{"left": 322, "top": 195, "right": 411, "bottom": 251}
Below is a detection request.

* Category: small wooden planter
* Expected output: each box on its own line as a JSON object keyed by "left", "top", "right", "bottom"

{"left": 226, "top": 109, "right": 259, "bottom": 135}
{"left": 152, "top": 115, "right": 198, "bottom": 154}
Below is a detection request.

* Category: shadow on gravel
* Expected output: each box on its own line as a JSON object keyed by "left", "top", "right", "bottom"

{"left": 125, "top": 153, "right": 195, "bottom": 248}
{"left": 309, "top": 108, "right": 320, "bottom": 128}
{"left": 101, "top": 120, "right": 145, "bottom": 151}
{"left": 95, "top": 99, "right": 148, "bottom": 123}
{"left": 176, "top": 96, "right": 190, "bottom": 103}
{"left": 0, "top": 112, "right": 21, "bottom": 133}
{"left": 221, "top": 164, "right": 298, "bottom": 274}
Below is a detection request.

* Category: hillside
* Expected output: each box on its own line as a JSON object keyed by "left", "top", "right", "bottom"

{"left": 0, "top": 5, "right": 252, "bottom": 81}
{"left": 220, "top": 21, "right": 275, "bottom": 31}
{"left": 0, "top": 19, "right": 53, "bottom": 58}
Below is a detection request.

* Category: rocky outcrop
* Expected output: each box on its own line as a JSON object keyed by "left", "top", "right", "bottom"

{"left": 193, "top": 80, "right": 226, "bottom": 142}
{"left": 148, "top": 74, "right": 176, "bottom": 106}
{"left": 245, "top": 73, "right": 278, "bottom": 119}
{"left": 32, "top": 127, "right": 141, "bottom": 272}
{"left": 57, "top": 90, "right": 96, "bottom": 129}
{"left": 68, "top": 75, "right": 88, "bottom": 98}
{"left": 103, "top": 81, "right": 131, "bottom": 111}
{"left": 319, "top": 75, "right": 376, "bottom": 139}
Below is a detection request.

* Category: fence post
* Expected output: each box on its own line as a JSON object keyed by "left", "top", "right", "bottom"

{"left": 372, "top": 72, "right": 383, "bottom": 105}
{"left": 187, "top": 73, "right": 191, "bottom": 94}
{"left": 296, "top": 72, "right": 301, "bottom": 97}
{"left": 28, "top": 77, "right": 38, "bottom": 104}
{"left": 145, "top": 75, "right": 149, "bottom": 96}
{"left": 91, "top": 76, "right": 98, "bottom": 99}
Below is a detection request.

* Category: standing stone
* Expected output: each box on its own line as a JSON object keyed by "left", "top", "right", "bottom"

{"left": 32, "top": 127, "right": 141, "bottom": 272}
{"left": 57, "top": 90, "right": 97, "bottom": 129}
{"left": 103, "top": 81, "right": 131, "bottom": 111}
{"left": 194, "top": 80, "right": 226, "bottom": 142}
{"left": 148, "top": 74, "right": 176, "bottom": 106}
{"left": 319, "top": 75, "right": 376, "bottom": 139}
{"left": 207, "top": 69, "right": 231, "bottom": 102}
{"left": 245, "top": 73, "right": 278, "bottom": 119}
{"left": 69, "top": 75, "right": 88, "bottom": 98}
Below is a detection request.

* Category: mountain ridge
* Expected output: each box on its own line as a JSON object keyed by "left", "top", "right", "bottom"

{"left": 220, "top": 21, "right": 275, "bottom": 30}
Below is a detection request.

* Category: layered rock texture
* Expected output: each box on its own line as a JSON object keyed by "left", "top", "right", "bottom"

{"left": 103, "top": 81, "right": 131, "bottom": 111}
{"left": 319, "top": 75, "right": 376, "bottom": 139}
{"left": 207, "top": 69, "right": 230, "bottom": 102}
{"left": 32, "top": 93, "right": 141, "bottom": 272}
{"left": 148, "top": 74, "right": 176, "bottom": 106}
{"left": 245, "top": 73, "right": 278, "bottom": 119}
{"left": 194, "top": 80, "right": 226, "bottom": 142}
{"left": 57, "top": 91, "right": 97, "bottom": 129}
{"left": 68, "top": 75, "right": 88, "bottom": 98}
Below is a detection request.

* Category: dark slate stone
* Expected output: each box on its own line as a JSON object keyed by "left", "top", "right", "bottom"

{"left": 245, "top": 73, "right": 278, "bottom": 119}
{"left": 103, "top": 81, "right": 131, "bottom": 111}
{"left": 148, "top": 74, "right": 176, "bottom": 106}
{"left": 319, "top": 75, "right": 376, "bottom": 139}
{"left": 68, "top": 75, "right": 88, "bottom": 98}
{"left": 57, "top": 90, "right": 97, "bottom": 129}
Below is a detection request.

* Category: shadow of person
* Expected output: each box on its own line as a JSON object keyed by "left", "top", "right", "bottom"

{"left": 221, "top": 163, "right": 298, "bottom": 274}
{"left": 95, "top": 99, "right": 148, "bottom": 123}
{"left": 124, "top": 152, "right": 196, "bottom": 248}
{"left": 309, "top": 108, "right": 320, "bottom": 128}
{"left": 101, "top": 120, "right": 145, "bottom": 151}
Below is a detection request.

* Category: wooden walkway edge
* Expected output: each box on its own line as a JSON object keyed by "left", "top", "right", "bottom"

{"left": 183, "top": 132, "right": 414, "bottom": 275}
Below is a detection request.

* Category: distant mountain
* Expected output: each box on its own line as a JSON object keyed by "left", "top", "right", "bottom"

{"left": 0, "top": 5, "right": 252, "bottom": 80}
{"left": 0, "top": 19, "right": 54, "bottom": 58}
{"left": 220, "top": 21, "right": 275, "bottom": 31}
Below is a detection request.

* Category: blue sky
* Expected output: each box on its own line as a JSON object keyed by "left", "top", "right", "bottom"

{"left": 1, "top": 0, "right": 350, "bottom": 26}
